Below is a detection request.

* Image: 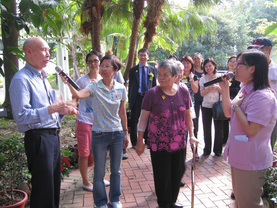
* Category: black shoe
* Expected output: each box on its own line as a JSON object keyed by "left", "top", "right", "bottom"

{"left": 202, "top": 152, "right": 210, "bottom": 156}
{"left": 170, "top": 202, "right": 183, "bottom": 208}
{"left": 214, "top": 152, "right": 221, "bottom": 157}
{"left": 180, "top": 181, "right": 186, "bottom": 187}
{"left": 231, "top": 192, "right": 235, "bottom": 200}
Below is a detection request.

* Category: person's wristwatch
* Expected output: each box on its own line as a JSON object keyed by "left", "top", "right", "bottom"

{"left": 232, "top": 105, "right": 239, "bottom": 111}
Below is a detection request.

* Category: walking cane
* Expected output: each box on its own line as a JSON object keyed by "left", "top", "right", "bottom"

{"left": 191, "top": 142, "right": 196, "bottom": 208}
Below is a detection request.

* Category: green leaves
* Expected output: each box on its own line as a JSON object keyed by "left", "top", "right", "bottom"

{"left": 47, "top": 8, "right": 63, "bottom": 21}
{"left": 0, "top": 133, "right": 27, "bottom": 195}
{"left": 19, "top": 0, "right": 30, "bottom": 14}
{"left": 3, "top": 0, "right": 63, "bottom": 37}
{"left": 30, "top": 2, "right": 43, "bottom": 15}
{"left": 265, "top": 23, "right": 277, "bottom": 35}
{"left": 0, "top": 0, "right": 12, "bottom": 11}
{"left": 45, "top": 13, "right": 60, "bottom": 33}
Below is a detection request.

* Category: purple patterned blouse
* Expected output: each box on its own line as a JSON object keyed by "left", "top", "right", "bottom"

{"left": 141, "top": 85, "right": 191, "bottom": 152}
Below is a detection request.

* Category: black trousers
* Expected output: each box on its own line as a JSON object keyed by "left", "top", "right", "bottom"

{"left": 150, "top": 149, "right": 186, "bottom": 208}
{"left": 193, "top": 100, "right": 202, "bottom": 138}
{"left": 222, "top": 119, "right": 230, "bottom": 144}
{"left": 24, "top": 132, "right": 61, "bottom": 208}
{"left": 130, "top": 94, "right": 148, "bottom": 146}
{"left": 201, "top": 107, "right": 223, "bottom": 155}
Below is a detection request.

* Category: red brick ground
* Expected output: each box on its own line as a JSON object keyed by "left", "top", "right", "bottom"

{"left": 60, "top": 143, "right": 237, "bottom": 208}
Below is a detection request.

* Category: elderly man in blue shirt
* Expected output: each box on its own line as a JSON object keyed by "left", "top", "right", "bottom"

{"left": 9, "top": 37, "right": 78, "bottom": 208}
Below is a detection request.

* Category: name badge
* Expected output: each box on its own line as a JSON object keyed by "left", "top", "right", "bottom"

{"left": 112, "top": 93, "right": 121, "bottom": 100}
{"left": 271, "top": 80, "right": 277, "bottom": 84}
{"left": 235, "top": 135, "right": 249, "bottom": 142}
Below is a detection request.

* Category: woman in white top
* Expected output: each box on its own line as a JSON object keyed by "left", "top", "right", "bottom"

{"left": 199, "top": 58, "right": 224, "bottom": 156}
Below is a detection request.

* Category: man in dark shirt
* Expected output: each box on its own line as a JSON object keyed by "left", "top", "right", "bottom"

{"left": 128, "top": 48, "right": 157, "bottom": 148}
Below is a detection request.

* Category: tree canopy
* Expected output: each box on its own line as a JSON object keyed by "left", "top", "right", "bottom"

{"left": 1, "top": 0, "right": 277, "bottom": 118}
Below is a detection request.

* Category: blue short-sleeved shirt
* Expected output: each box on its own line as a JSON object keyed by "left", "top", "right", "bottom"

{"left": 87, "top": 79, "right": 127, "bottom": 132}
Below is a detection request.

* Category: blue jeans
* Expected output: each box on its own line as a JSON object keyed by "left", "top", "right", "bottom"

{"left": 91, "top": 131, "right": 124, "bottom": 207}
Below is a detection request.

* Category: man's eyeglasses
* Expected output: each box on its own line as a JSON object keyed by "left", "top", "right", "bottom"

{"left": 235, "top": 62, "right": 248, "bottom": 68}
{"left": 99, "top": 65, "right": 113, "bottom": 69}
{"left": 87, "top": 60, "right": 99, "bottom": 64}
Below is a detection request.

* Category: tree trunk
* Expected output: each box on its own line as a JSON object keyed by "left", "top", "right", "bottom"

{"left": 81, "top": 0, "right": 103, "bottom": 52}
{"left": 2, "top": 1, "right": 18, "bottom": 119}
{"left": 123, "top": 0, "right": 145, "bottom": 81}
{"left": 68, "top": 42, "right": 80, "bottom": 81}
{"left": 93, "top": 3, "right": 102, "bottom": 52}
{"left": 89, "top": 0, "right": 103, "bottom": 52}
{"left": 143, "top": 0, "right": 165, "bottom": 49}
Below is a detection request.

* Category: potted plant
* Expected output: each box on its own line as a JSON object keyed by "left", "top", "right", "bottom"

{"left": 60, "top": 148, "right": 74, "bottom": 181}
{"left": 0, "top": 133, "right": 28, "bottom": 208}
{"left": 264, "top": 166, "right": 277, "bottom": 208}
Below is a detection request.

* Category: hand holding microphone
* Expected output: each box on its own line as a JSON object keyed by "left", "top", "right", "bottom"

{"left": 55, "top": 66, "right": 80, "bottom": 90}
{"left": 203, "top": 72, "right": 234, "bottom": 87}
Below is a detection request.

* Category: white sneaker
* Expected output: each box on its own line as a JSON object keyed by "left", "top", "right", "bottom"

{"left": 82, "top": 183, "right": 93, "bottom": 192}
{"left": 104, "top": 179, "right": 110, "bottom": 186}
{"left": 122, "top": 152, "right": 128, "bottom": 160}
{"left": 96, "top": 205, "right": 108, "bottom": 208}
{"left": 108, "top": 201, "right": 122, "bottom": 208}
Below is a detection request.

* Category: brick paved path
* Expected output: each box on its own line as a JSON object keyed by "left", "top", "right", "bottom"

{"left": 60, "top": 144, "right": 237, "bottom": 208}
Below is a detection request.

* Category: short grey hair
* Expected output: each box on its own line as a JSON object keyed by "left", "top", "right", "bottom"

{"left": 158, "top": 59, "right": 179, "bottom": 77}
{"left": 175, "top": 60, "right": 184, "bottom": 71}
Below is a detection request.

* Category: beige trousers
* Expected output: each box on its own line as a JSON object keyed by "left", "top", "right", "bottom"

{"left": 231, "top": 166, "right": 265, "bottom": 208}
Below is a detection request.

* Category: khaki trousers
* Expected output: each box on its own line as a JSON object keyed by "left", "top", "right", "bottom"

{"left": 231, "top": 166, "right": 265, "bottom": 208}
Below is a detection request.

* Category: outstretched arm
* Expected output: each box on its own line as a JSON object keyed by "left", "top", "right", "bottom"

{"left": 59, "top": 74, "right": 90, "bottom": 99}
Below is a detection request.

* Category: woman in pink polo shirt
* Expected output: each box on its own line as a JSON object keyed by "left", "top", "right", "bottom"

{"left": 220, "top": 49, "right": 277, "bottom": 208}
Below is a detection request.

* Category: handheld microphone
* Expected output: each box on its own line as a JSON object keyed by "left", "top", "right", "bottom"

{"left": 203, "top": 72, "right": 235, "bottom": 87}
{"left": 55, "top": 66, "right": 80, "bottom": 90}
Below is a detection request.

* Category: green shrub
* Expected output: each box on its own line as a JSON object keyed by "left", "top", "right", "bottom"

{"left": 0, "top": 133, "right": 28, "bottom": 202}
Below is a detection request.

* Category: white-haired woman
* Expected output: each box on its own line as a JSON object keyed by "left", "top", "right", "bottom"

{"left": 136, "top": 59, "right": 198, "bottom": 208}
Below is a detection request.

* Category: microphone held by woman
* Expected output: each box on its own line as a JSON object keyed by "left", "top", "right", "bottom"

{"left": 55, "top": 65, "right": 80, "bottom": 90}
{"left": 204, "top": 72, "right": 234, "bottom": 87}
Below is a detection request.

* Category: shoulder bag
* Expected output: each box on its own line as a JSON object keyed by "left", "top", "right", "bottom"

{"left": 212, "top": 93, "right": 228, "bottom": 120}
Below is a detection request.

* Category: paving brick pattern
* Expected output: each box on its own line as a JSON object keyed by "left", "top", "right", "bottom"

{"left": 60, "top": 143, "right": 237, "bottom": 208}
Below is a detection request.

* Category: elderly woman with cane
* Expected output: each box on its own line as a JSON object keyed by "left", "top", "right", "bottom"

{"left": 220, "top": 49, "right": 277, "bottom": 208}
{"left": 136, "top": 59, "right": 198, "bottom": 208}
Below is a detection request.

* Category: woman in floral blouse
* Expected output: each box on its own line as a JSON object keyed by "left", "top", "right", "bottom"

{"left": 135, "top": 59, "right": 198, "bottom": 208}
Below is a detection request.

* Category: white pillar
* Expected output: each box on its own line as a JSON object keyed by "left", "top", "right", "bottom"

{"left": 56, "top": 40, "right": 71, "bottom": 101}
